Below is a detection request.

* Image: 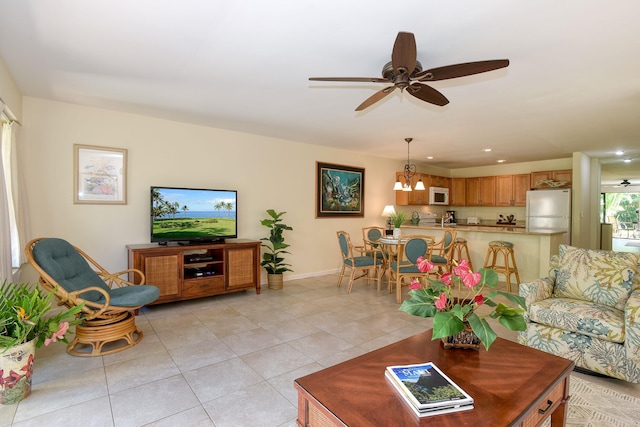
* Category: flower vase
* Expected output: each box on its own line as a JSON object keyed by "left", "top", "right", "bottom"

{"left": 441, "top": 325, "right": 481, "bottom": 350}
{"left": 0, "top": 338, "right": 36, "bottom": 404}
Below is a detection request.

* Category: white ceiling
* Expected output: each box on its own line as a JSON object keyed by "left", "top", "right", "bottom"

{"left": 1, "top": 0, "right": 639, "bottom": 189}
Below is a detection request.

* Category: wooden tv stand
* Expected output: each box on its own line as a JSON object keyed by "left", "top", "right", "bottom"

{"left": 127, "top": 239, "right": 260, "bottom": 304}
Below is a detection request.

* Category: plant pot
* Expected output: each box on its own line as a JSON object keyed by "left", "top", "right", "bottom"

{"left": 441, "top": 326, "right": 481, "bottom": 351}
{"left": 1, "top": 338, "right": 36, "bottom": 404}
{"left": 392, "top": 228, "right": 401, "bottom": 239}
{"left": 267, "top": 273, "right": 283, "bottom": 290}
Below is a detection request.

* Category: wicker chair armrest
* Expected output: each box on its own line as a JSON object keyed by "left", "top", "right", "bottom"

{"left": 99, "top": 268, "right": 146, "bottom": 288}
{"left": 625, "top": 289, "right": 640, "bottom": 363}
{"left": 68, "top": 286, "right": 111, "bottom": 319}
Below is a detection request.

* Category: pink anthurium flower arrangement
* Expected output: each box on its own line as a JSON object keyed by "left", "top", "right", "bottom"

{"left": 399, "top": 258, "right": 526, "bottom": 350}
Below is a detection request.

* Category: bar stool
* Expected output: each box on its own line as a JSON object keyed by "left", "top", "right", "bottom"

{"left": 483, "top": 240, "right": 520, "bottom": 292}
{"left": 451, "top": 237, "right": 473, "bottom": 270}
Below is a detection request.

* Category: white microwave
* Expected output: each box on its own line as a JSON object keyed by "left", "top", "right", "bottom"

{"left": 429, "top": 187, "right": 450, "bottom": 206}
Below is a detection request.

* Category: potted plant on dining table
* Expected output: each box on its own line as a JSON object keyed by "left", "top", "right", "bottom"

{"left": 389, "top": 211, "right": 407, "bottom": 239}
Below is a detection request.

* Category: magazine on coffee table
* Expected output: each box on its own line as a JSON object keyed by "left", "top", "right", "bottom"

{"left": 385, "top": 362, "right": 473, "bottom": 415}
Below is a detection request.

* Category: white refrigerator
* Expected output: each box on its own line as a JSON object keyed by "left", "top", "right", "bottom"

{"left": 525, "top": 189, "right": 571, "bottom": 245}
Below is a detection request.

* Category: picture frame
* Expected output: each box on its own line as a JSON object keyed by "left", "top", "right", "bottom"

{"left": 74, "top": 144, "right": 127, "bottom": 204}
{"left": 316, "top": 161, "right": 365, "bottom": 217}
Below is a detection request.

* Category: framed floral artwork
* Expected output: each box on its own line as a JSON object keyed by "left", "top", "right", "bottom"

{"left": 316, "top": 161, "right": 364, "bottom": 217}
{"left": 73, "top": 144, "right": 127, "bottom": 204}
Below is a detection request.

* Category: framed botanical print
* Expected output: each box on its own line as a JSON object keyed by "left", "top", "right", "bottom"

{"left": 74, "top": 144, "right": 127, "bottom": 204}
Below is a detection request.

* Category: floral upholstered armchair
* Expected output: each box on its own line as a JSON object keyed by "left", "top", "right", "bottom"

{"left": 518, "top": 244, "right": 640, "bottom": 383}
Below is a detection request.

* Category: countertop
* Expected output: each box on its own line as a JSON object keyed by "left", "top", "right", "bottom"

{"left": 402, "top": 223, "right": 566, "bottom": 236}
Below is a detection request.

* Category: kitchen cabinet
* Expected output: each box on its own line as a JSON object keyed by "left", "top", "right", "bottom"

{"left": 530, "top": 169, "right": 572, "bottom": 189}
{"left": 427, "top": 175, "right": 451, "bottom": 189}
{"left": 450, "top": 178, "right": 466, "bottom": 206}
{"left": 496, "top": 174, "right": 531, "bottom": 207}
{"left": 466, "top": 176, "right": 496, "bottom": 206}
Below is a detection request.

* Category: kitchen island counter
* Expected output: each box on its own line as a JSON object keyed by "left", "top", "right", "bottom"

{"left": 400, "top": 225, "right": 566, "bottom": 283}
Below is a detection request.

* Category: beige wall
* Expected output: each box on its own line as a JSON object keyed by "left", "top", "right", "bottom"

{"left": 19, "top": 97, "right": 400, "bottom": 280}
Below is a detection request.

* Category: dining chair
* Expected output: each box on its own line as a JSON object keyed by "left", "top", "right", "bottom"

{"left": 336, "top": 230, "right": 383, "bottom": 293}
{"left": 428, "top": 228, "right": 457, "bottom": 274}
{"left": 359, "top": 226, "right": 387, "bottom": 275}
{"left": 389, "top": 235, "right": 432, "bottom": 304}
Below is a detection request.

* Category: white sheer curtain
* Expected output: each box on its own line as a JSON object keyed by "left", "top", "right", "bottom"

{"left": 0, "top": 100, "right": 13, "bottom": 281}
{"left": 0, "top": 102, "right": 28, "bottom": 282}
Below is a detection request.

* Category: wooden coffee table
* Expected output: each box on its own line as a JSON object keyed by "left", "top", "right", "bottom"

{"left": 295, "top": 330, "right": 573, "bottom": 426}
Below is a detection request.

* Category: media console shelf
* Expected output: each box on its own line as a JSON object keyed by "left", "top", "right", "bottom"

{"left": 127, "top": 239, "right": 260, "bottom": 304}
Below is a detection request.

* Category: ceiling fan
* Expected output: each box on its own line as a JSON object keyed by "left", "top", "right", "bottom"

{"left": 309, "top": 31, "right": 509, "bottom": 111}
{"left": 617, "top": 179, "right": 639, "bottom": 188}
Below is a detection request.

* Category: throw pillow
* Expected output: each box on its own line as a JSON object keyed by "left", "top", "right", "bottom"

{"left": 554, "top": 245, "right": 638, "bottom": 310}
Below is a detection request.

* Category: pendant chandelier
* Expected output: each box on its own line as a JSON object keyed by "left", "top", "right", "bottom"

{"left": 393, "top": 138, "right": 425, "bottom": 192}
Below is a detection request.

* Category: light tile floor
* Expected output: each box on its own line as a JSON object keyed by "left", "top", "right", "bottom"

{"left": 1, "top": 272, "right": 639, "bottom": 426}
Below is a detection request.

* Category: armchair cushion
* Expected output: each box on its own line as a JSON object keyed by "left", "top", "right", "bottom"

{"left": 553, "top": 245, "right": 637, "bottom": 311}
{"left": 529, "top": 298, "right": 625, "bottom": 343}
{"left": 32, "top": 238, "right": 111, "bottom": 302}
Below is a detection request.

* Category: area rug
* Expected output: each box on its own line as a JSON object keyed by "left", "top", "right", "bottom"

{"left": 541, "top": 375, "right": 640, "bottom": 427}
{"left": 625, "top": 240, "right": 640, "bottom": 247}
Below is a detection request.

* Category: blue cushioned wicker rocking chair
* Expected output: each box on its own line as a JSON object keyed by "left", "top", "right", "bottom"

{"left": 25, "top": 238, "right": 160, "bottom": 356}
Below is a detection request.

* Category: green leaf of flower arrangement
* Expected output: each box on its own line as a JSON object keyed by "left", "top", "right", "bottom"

{"left": 432, "top": 311, "right": 465, "bottom": 339}
{"left": 488, "top": 290, "right": 527, "bottom": 309}
{"left": 478, "top": 268, "right": 499, "bottom": 288}
{"left": 399, "top": 290, "right": 438, "bottom": 318}
{"left": 467, "top": 313, "right": 497, "bottom": 350}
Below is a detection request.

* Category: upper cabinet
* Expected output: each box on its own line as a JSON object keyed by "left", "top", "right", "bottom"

{"left": 496, "top": 174, "right": 531, "bottom": 207}
{"left": 427, "top": 175, "right": 451, "bottom": 189}
{"left": 465, "top": 176, "right": 496, "bottom": 206}
{"left": 530, "top": 169, "right": 572, "bottom": 189}
{"left": 450, "top": 178, "right": 466, "bottom": 206}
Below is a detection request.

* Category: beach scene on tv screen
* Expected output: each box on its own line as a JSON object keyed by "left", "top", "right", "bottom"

{"left": 151, "top": 187, "right": 236, "bottom": 240}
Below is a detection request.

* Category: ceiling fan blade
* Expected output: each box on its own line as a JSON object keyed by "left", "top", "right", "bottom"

{"left": 415, "top": 59, "right": 509, "bottom": 81}
{"left": 407, "top": 83, "right": 449, "bottom": 106}
{"left": 391, "top": 32, "right": 417, "bottom": 75}
{"left": 355, "top": 86, "right": 396, "bottom": 111}
{"left": 309, "top": 77, "right": 390, "bottom": 83}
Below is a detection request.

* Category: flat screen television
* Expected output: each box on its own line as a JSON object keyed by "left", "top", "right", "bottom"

{"left": 151, "top": 186, "right": 237, "bottom": 244}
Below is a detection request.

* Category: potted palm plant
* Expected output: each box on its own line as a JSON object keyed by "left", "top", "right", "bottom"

{"left": 260, "top": 209, "right": 293, "bottom": 289}
{"left": 0, "top": 280, "right": 82, "bottom": 404}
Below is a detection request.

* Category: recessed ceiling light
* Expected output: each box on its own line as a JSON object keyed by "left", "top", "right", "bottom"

{"left": 615, "top": 150, "right": 625, "bottom": 155}
{"left": 482, "top": 148, "right": 492, "bottom": 152}
{"left": 426, "top": 156, "right": 433, "bottom": 159}
{"left": 623, "top": 158, "right": 632, "bottom": 163}
{"left": 497, "top": 159, "right": 506, "bottom": 163}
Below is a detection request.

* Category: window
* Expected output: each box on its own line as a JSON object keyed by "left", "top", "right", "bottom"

{"left": 1, "top": 107, "right": 24, "bottom": 280}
